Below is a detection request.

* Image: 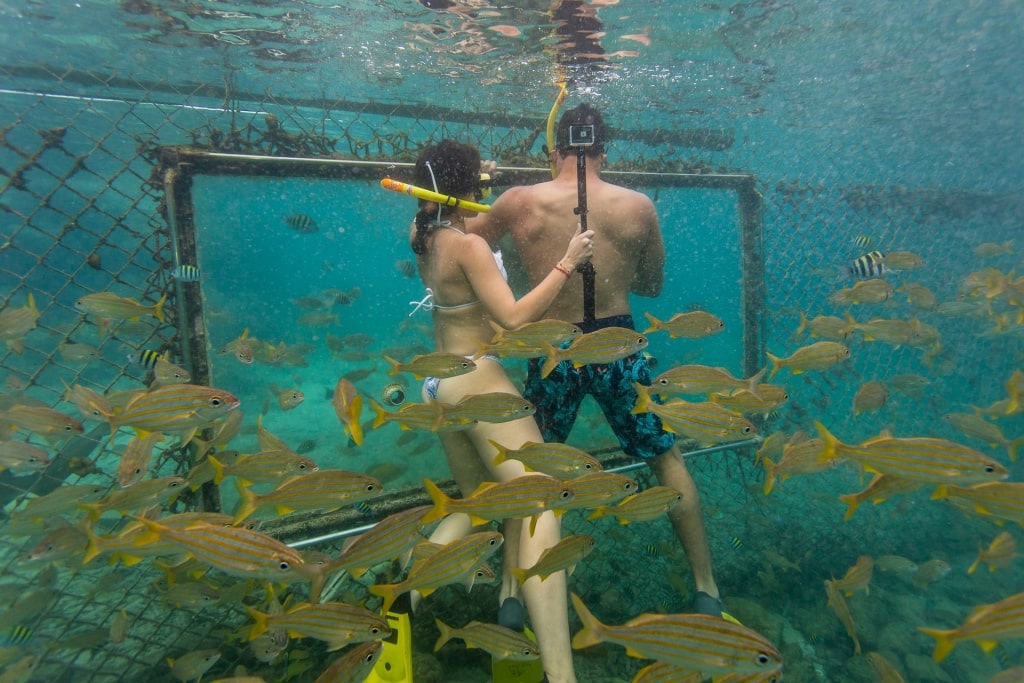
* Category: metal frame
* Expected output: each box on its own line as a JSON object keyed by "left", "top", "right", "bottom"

{"left": 159, "top": 148, "right": 766, "bottom": 541}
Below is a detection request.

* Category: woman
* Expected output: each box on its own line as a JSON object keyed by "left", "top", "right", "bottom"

{"left": 407, "top": 139, "right": 592, "bottom": 683}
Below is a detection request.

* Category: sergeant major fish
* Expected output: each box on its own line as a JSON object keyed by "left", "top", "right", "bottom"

{"left": 848, "top": 250, "right": 886, "bottom": 279}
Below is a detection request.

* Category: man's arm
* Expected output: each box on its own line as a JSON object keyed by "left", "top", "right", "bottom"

{"left": 630, "top": 201, "right": 665, "bottom": 297}
{"left": 466, "top": 186, "right": 522, "bottom": 247}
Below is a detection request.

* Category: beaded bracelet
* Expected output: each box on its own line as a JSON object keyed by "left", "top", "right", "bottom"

{"left": 554, "top": 262, "right": 572, "bottom": 278}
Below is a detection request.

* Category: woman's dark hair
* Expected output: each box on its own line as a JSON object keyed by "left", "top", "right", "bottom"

{"left": 410, "top": 140, "right": 481, "bottom": 254}
{"left": 556, "top": 103, "right": 607, "bottom": 157}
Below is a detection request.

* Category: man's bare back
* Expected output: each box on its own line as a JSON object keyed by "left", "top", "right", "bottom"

{"left": 470, "top": 154, "right": 665, "bottom": 324}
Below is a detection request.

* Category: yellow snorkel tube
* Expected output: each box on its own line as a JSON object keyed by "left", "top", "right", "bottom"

{"left": 546, "top": 77, "right": 568, "bottom": 179}
{"left": 380, "top": 177, "right": 491, "bottom": 214}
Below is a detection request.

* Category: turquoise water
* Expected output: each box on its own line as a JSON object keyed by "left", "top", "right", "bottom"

{"left": 0, "top": 1, "right": 1023, "bottom": 682}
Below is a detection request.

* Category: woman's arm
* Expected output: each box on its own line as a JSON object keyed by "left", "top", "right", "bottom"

{"left": 462, "top": 229, "right": 593, "bottom": 329}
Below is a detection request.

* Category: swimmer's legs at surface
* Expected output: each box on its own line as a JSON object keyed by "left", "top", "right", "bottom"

{"left": 649, "top": 445, "right": 720, "bottom": 600}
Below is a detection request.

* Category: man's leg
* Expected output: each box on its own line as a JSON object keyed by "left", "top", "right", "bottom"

{"left": 649, "top": 446, "right": 720, "bottom": 602}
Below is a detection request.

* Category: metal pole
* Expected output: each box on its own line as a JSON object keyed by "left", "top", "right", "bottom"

{"left": 575, "top": 148, "right": 596, "bottom": 323}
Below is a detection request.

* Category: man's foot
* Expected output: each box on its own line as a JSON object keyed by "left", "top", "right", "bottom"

{"left": 497, "top": 596, "right": 525, "bottom": 632}
{"left": 693, "top": 590, "right": 724, "bottom": 617}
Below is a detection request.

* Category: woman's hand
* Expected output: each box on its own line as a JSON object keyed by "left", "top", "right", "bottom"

{"left": 561, "top": 229, "right": 595, "bottom": 270}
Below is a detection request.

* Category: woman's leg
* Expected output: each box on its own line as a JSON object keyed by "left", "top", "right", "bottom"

{"left": 439, "top": 362, "right": 576, "bottom": 683}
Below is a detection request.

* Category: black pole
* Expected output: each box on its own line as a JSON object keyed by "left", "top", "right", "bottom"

{"left": 575, "top": 148, "right": 596, "bottom": 323}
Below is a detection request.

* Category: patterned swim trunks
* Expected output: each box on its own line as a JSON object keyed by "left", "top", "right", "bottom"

{"left": 523, "top": 315, "right": 675, "bottom": 459}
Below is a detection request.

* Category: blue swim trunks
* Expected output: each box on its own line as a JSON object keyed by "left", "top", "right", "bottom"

{"left": 524, "top": 315, "right": 675, "bottom": 459}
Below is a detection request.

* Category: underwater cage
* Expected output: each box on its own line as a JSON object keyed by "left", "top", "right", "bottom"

{"left": 1, "top": 2, "right": 1023, "bottom": 682}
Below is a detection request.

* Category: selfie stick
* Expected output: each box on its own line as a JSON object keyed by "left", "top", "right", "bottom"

{"left": 575, "top": 148, "right": 596, "bottom": 324}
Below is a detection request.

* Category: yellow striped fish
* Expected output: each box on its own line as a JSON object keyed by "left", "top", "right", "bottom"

{"left": 104, "top": 384, "right": 240, "bottom": 437}
{"left": 488, "top": 319, "right": 582, "bottom": 348}
{"left": 75, "top": 291, "right": 166, "bottom": 322}
{"left": 245, "top": 601, "right": 390, "bottom": 651}
{"left": 558, "top": 472, "right": 639, "bottom": 511}
{"left": 762, "top": 434, "right": 837, "bottom": 495}
{"left": 838, "top": 473, "right": 923, "bottom": 522}
{"left": 370, "top": 399, "right": 473, "bottom": 432}
{"left": 825, "top": 579, "right": 861, "bottom": 655}
{"left": 256, "top": 413, "right": 290, "bottom": 451}
{"left": 718, "top": 671, "right": 784, "bottom": 682}
{"left": 0, "top": 440, "right": 51, "bottom": 475}
{"left": 129, "top": 349, "right": 191, "bottom": 385}
{"left": 815, "top": 421, "right": 1008, "bottom": 486}
{"left": 131, "top": 517, "right": 317, "bottom": 583}
{"left": 384, "top": 352, "right": 476, "bottom": 379}
{"left": 652, "top": 365, "right": 766, "bottom": 398}
{"left": 476, "top": 319, "right": 582, "bottom": 359}
{"left": 369, "top": 531, "right": 504, "bottom": 612}
{"left": 710, "top": 385, "right": 789, "bottom": 415}
{"left": 80, "top": 476, "right": 186, "bottom": 521}
{"left": 866, "top": 652, "right": 904, "bottom": 683}
{"left": 421, "top": 476, "right": 574, "bottom": 530}
{"left": 0, "top": 404, "right": 84, "bottom": 442}
{"left": 766, "top": 341, "right": 850, "bottom": 378}
{"left": 448, "top": 392, "right": 536, "bottom": 423}
{"left": 332, "top": 376, "right": 364, "bottom": 446}
{"left": 510, "top": 534, "right": 596, "bottom": 584}
{"left": 570, "top": 593, "right": 782, "bottom": 675}
{"left": 116, "top": 432, "right": 162, "bottom": 488}
{"left": 633, "top": 385, "right": 756, "bottom": 444}
{"left": 321, "top": 505, "right": 433, "bottom": 580}
{"left": 25, "top": 525, "right": 87, "bottom": 564}
{"left": 831, "top": 555, "right": 873, "bottom": 597}
{"left": 631, "top": 661, "right": 704, "bottom": 683}
{"left": 82, "top": 520, "right": 181, "bottom": 565}
{"left": 0, "top": 292, "right": 39, "bottom": 354}
{"left": 642, "top": 311, "right": 724, "bottom": 339}
{"left": 187, "top": 450, "right": 242, "bottom": 491}
{"left": 919, "top": 591, "right": 1024, "bottom": 662}
{"left": 65, "top": 383, "right": 110, "bottom": 421}
{"left": 540, "top": 327, "right": 648, "bottom": 378}
{"left": 167, "top": 649, "right": 220, "bottom": 682}
{"left": 490, "top": 439, "right": 603, "bottom": 478}
{"left": 15, "top": 483, "right": 107, "bottom": 520}
{"left": 434, "top": 619, "right": 540, "bottom": 660}
{"left": 586, "top": 486, "right": 683, "bottom": 524}
{"left": 210, "top": 450, "right": 318, "bottom": 486}
{"left": 233, "top": 469, "right": 383, "bottom": 523}
{"left": 968, "top": 532, "right": 1018, "bottom": 575}
{"left": 314, "top": 640, "right": 382, "bottom": 683}
{"left": 932, "top": 482, "right": 1024, "bottom": 525}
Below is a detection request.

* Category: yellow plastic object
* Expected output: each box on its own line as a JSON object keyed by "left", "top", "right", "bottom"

{"left": 491, "top": 626, "right": 545, "bottom": 683}
{"left": 380, "top": 178, "right": 491, "bottom": 214}
{"left": 365, "top": 609, "right": 414, "bottom": 683}
{"left": 546, "top": 78, "right": 568, "bottom": 179}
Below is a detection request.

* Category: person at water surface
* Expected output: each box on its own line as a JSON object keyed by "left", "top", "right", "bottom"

{"left": 406, "top": 139, "right": 594, "bottom": 683}
{"left": 468, "top": 103, "right": 725, "bottom": 617}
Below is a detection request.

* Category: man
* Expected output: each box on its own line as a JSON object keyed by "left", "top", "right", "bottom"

{"left": 468, "top": 103, "right": 724, "bottom": 616}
